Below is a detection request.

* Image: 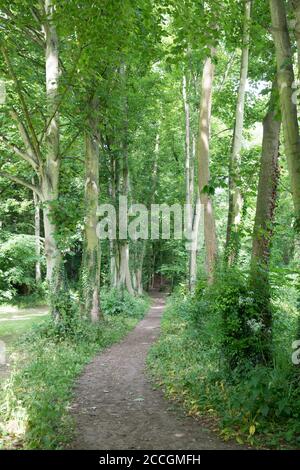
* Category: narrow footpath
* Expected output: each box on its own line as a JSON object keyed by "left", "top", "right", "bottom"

{"left": 70, "top": 292, "right": 243, "bottom": 450}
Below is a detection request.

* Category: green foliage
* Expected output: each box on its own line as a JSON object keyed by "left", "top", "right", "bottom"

{"left": 189, "top": 267, "right": 275, "bottom": 369}
{"left": 101, "top": 287, "right": 149, "bottom": 317}
{"left": 0, "top": 291, "right": 149, "bottom": 449}
{"left": 0, "top": 234, "right": 44, "bottom": 303}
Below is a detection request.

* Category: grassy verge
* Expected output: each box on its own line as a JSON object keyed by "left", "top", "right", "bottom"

{"left": 147, "top": 292, "right": 300, "bottom": 449}
{"left": 0, "top": 291, "right": 149, "bottom": 449}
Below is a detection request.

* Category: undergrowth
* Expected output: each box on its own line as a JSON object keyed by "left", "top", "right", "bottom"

{"left": 148, "top": 282, "right": 300, "bottom": 449}
{"left": 0, "top": 289, "right": 149, "bottom": 449}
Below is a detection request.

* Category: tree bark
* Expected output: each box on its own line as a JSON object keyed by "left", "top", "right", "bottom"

{"left": 189, "top": 191, "right": 202, "bottom": 291}
{"left": 0, "top": 1, "right": 63, "bottom": 318}
{"left": 226, "top": 0, "right": 251, "bottom": 264}
{"left": 81, "top": 96, "right": 102, "bottom": 322}
{"left": 197, "top": 56, "right": 218, "bottom": 282}
{"left": 249, "top": 82, "right": 281, "bottom": 363}
{"left": 270, "top": 0, "right": 300, "bottom": 223}
{"left": 32, "top": 179, "right": 41, "bottom": 283}
{"left": 41, "top": 0, "right": 62, "bottom": 293}
{"left": 270, "top": 0, "right": 300, "bottom": 338}
{"left": 183, "top": 75, "right": 196, "bottom": 290}
{"left": 291, "top": 0, "right": 300, "bottom": 74}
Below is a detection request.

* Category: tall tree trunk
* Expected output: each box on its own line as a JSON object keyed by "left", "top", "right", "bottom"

{"left": 32, "top": 180, "right": 41, "bottom": 283}
{"left": 134, "top": 132, "right": 160, "bottom": 295}
{"left": 197, "top": 56, "right": 218, "bottom": 282}
{"left": 41, "top": 0, "right": 63, "bottom": 317}
{"left": 108, "top": 148, "right": 117, "bottom": 287}
{"left": 270, "top": 0, "right": 300, "bottom": 223}
{"left": 249, "top": 83, "right": 281, "bottom": 364}
{"left": 270, "top": 0, "right": 300, "bottom": 336}
{"left": 225, "top": 0, "right": 251, "bottom": 264}
{"left": 291, "top": 0, "right": 300, "bottom": 73}
{"left": 189, "top": 191, "right": 202, "bottom": 291}
{"left": 0, "top": 1, "right": 63, "bottom": 318}
{"left": 81, "top": 96, "right": 102, "bottom": 322}
{"left": 183, "top": 75, "right": 195, "bottom": 290}
{"left": 116, "top": 79, "right": 134, "bottom": 294}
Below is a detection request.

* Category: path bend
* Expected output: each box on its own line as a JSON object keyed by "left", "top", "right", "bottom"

{"left": 70, "top": 291, "right": 243, "bottom": 450}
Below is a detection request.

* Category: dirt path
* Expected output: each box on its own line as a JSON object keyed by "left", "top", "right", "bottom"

{"left": 70, "top": 292, "right": 243, "bottom": 450}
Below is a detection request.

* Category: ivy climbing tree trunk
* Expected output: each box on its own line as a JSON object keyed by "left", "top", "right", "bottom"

{"left": 270, "top": 0, "right": 300, "bottom": 337}
{"left": 197, "top": 56, "right": 218, "bottom": 282}
{"left": 81, "top": 96, "right": 102, "bottom": 322}
{"left": 225, "top": 0, "right": 251, "bottom": 265}
{"left": 249, "top": 82, "right": 281, "bottom": 364}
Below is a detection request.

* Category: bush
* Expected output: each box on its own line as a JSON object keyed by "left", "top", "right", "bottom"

{"left": 192, "top": 268, "right": 275, "bottom": 369}
{"left": 101, "top": 287, "right": 148, "bottom": 318}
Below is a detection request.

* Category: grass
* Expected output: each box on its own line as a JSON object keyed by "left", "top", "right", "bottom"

{"left": 0, "top": 305, "right": 49, "bottom": 385}
{"left": 0, "top": 305, "right": 48, "bottom": 339}
{"left": 147, "top": 291, "right": 300, "bottom": 449}
{"left": 0, "top": 292, "right": 149, "bottom": 449}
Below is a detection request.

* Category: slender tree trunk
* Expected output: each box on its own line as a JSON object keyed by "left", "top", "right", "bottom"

{"left": 226, "top": 0, "right": 251, "bottom": 264}
{"left": 197, "top": 56, "right": 218, "bottom": 282}
{"left": 249, "top": 83, "right": 281, "bottom": 364}
{"left": 183, "top": 75, "right": 192, "bottom": 233}
{"left": 108, "top": 149, "right": 117, "bottom": 287}
{"left": 183, "top": 75, "right": 195, "bottom": 290}
{"left": 32, "top": 180, "right": 41, "bottom": 283}
{"left": 81, "top": 96, "right": 102, "bottom": 322}
{"left": 189, "top": 192, "right": 202, "bottom": 291}
{"left": 134, "top": 132, "right": 160, "bottom": 295}
{"left": 116, "top": 78, "right": 134, "bottom": 294}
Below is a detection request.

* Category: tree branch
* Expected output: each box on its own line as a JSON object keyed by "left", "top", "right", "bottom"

{"left": 0, "top": 133, "right": 39, "bottom": 171}
{"left": 0, "top": 171, "right": 42, "bottom": 198}
{"left": 0, "top": 45, "right": 42, "bottom": 163}
{"left": 9, "top": 108, "right": 40, "bottom": 168}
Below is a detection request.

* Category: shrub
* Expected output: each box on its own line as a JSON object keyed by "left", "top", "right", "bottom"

{"left": 148, "top": 290, "right": 300, "bottom": 448}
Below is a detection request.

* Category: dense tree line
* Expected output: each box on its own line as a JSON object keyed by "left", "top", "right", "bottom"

{"left": 0, "top": 0, "right": 300, "bottom": 371}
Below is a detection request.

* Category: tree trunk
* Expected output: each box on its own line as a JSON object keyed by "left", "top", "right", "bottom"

{"left": 249, "top": 83, "right": 281, "bottom": 364}
{"left": 32, "top": 181, "right": 41, "bottom": 283}
{"left": 291, "top": 0, "right": 300, "bottom": 74}
{"left": 270, "top": 0, "right": 300, "bottom": 337}
{"left": 197, "top": 56, "right": 218, "bottom": 282}
{"left": 270, "top": 0, "right": 300, "bottom": 223}
{"left": 183, "top": 75, "right": 195, "bottom": 290}
{"left": 41, "top": 0, "right": 62, "bottom": 313}
{"left": 116, "top": 84, "right": 134, "bottom": 294}
{"left": 226, "top": 0, "right": 251, "bottom": 264}
{"left": 81, "top": 96, "right": 102, "bottom": 322}
{"left": 189, "top": 192, "right": 202, "bottom": 291}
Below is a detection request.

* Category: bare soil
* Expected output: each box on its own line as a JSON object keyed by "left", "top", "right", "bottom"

{"left": 70, "top": 292, "right": 244, "bottom": 450}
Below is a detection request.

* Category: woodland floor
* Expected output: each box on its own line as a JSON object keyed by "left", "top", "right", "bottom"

{"left": 70, "top": 291, "right": 245, "bottom": 450}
